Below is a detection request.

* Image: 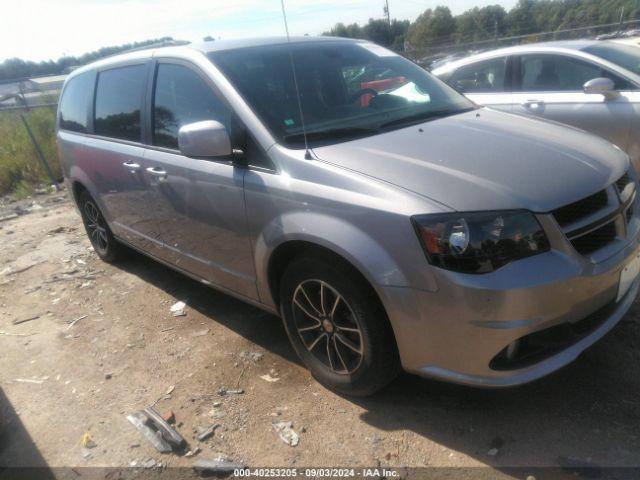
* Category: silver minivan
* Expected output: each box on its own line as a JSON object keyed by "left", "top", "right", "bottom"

{"left": 57, "top": 37, "right": 639, "bottom": 395}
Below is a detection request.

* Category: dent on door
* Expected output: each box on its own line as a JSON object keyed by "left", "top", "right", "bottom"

{"left": 142, "top": 149, "right": 258, "bottom": 299}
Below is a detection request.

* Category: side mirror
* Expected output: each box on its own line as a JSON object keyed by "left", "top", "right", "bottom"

{"left": 178, "top": 120, "right": 231, "bottom": 158}
{"left": 583, "top": 77, "right": 618, "bottom": 100}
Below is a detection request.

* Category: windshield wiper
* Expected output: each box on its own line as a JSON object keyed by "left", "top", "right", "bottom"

{"left": 283, "top": 126, "right": 379, "bottom": 144}
{"left": 379, "top": 107, "right": 475, "bottom": 130}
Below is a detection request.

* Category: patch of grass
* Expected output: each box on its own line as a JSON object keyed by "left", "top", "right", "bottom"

{"left": 0, "top": 104, "right": 60, "bottom": 196}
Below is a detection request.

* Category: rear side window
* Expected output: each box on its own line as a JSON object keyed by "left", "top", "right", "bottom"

{"left": 94, "top": 65, "right": 146, "bottom": 141}
{"left": 448, "top": 57, "right": 508, "bottom": 93}
{"left": 152, "top": 63, "right": 230, "bottom": 150}
{"left": 58, "top": 72, "right": 93, "bottom": 132}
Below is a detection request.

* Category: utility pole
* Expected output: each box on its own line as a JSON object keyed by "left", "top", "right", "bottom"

{"left": 383, "top": 0, "right": 391, "bottom": 45}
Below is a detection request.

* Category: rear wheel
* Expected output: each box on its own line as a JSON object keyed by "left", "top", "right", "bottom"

{"left": 280, "top": 254, "right": 400, "bottom": 396}
{"left": 77, "top": 191, "right": 124, "bottom": 262}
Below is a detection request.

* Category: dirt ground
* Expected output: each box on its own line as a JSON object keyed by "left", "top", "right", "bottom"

{"left": 0, "top": 191, "right": 639, "bottom": 478}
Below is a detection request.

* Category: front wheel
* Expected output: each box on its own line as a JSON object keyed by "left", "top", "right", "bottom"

{"left": 280, "top": 255, "right": 400, "bottom": 396}
{"left": 78, "top": 191, "right": 124, "bottom": 262}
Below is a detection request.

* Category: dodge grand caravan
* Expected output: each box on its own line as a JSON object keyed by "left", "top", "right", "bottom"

{"left": 57, "top": 37, "right": 640, "bottom": 396}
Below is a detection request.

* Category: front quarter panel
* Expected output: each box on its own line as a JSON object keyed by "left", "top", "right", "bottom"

{"left": 245, "top": 146, "right": 447, "bottom": 311}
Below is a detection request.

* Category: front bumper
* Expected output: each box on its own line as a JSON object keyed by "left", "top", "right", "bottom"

{"left": 380, "top": 233, "right": 640, "bottom": 388}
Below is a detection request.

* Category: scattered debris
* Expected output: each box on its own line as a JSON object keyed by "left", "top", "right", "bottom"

{"left": 0, "top": 331, "right": 37, "bottom": 337}
{"left": 240, "top": 351, "right": 263, "bottom": 363}
{"left": 142, "top": 406, "right": 187, "bottom": 450}
{"left": 0, "top": 213, "right": 19, "bottom": 223}
{"left": 80, "top": 448, "right": 92, "bottom": 460}
{"left": 217, "top": 386, "right": 244, "bottom": 396}
{"left": 12, "top": 315, "right": 40, "bottom": 325}
{"left": 127, "top": 411, "right": 173, "bottom": 454}
{"left": 193, "top": 457, "right": 245, "bottom": 476}
{"left": 160, "top": 327, "right": 174, "bottom": 332}
{"left": 170, "top": 301, "right": 186, "bottom": 317}
{"left": 67, "top": 314, "right": 88, "bottom": 329}
{"left": 191, "top": 328, "right": 210, "bottom": 337}
{"left": 273, "top": 421, "right": 299, "bottom": 447}
{"left": 185, "top": 446, "right": 201, "bottom": 457}
{"left": 197, "top": 423, "right": 220, "bottom": 442}
{"left": 81, "top": 432, "right": 97, "bottom": 449}
{"left": 162, "top": 410, "right": 175, "bottom": 425}
{"left": 104, "top": 372, "right": 113, "bottom": 380}
{"left": 260, "top": 373, "right": 279, "bottom": 383}
{"left": 487, "top": 448, "right": 499, "bottom": 456}
{"left": 165, "top": 385, "right": 175, "bottom": 395}
{"left": 14, "top": 378, "right": 43, "bottom": 384}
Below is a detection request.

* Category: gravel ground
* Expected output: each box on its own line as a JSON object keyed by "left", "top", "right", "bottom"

{"left": 0, "top": 191, "right": 639, "bottom": 478}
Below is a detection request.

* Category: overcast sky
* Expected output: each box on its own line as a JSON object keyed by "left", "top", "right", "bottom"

{"left": 0, "top": 0, "right": 518, "bottom": 62}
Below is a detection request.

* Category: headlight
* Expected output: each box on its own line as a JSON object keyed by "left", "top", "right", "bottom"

{"left": 412, "top": 211, "right": 550, "bottom": 274}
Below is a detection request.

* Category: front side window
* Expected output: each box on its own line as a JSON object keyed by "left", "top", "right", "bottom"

{"left": 152, "top": 63, "right": 230, "bottom": 150}
{"left": 518, "top": 54, "right": 631, "bottom": 92}
{"left": 58, "top": 72, "right": 93, "bottom": 132}
{"left": 94, "top": 65, "right": 146, "bottom": 141}
{"left": 209, "top": 41, "right": 474, "bottom": 147}
{"left": 448, "top": 57, "right": 508, "bottom": 93}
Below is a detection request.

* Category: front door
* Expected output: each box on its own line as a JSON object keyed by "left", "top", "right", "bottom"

{"left": 142, "top": 60, "right": 257, "bottom": 299}
{"left": 511, "top": 53, "right": 636, "bottom": 153}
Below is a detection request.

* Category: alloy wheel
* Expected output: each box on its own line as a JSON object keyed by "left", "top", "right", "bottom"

{"left": 292, "top": 279, "right": 364, "bottom": 374}
{"left": 84, "top": 201, "right": 109, "bottom": 253}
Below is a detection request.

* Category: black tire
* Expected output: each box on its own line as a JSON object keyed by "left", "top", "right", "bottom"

{"left": 280, "top": 254, "right": 400, "bottom": 396}
{"left": 77, "top": 190, "right": 124, "bottom": 263}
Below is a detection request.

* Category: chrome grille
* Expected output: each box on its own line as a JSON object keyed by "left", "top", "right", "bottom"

{"left": 552, "top": 171, "right": 635, "bottom": 258}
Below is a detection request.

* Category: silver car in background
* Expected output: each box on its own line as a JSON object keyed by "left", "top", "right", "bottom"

{"left": 57, "top": 37, "right": 639, "bottom": 396}
{"left": 433, "top": 41, "right": 640, "bottom": 170}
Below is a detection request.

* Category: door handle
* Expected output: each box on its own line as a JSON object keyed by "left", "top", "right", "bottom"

{"left": 146, "top": 167, "right": 168, "bottom": 180}
{"left": 522, "top": 99, "right": 544, "bottom": 109}
{"left": 122, "top": 161, "right": 141, "bottom": 170}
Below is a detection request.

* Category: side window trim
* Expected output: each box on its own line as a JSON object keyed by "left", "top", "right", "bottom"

{"left": 91, "top": 60, "right": 150, "bottom": 144}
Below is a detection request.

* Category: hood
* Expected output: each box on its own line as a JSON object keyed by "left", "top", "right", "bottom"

{"left": 312, "top": 109, "right": 629, "bottom": 212}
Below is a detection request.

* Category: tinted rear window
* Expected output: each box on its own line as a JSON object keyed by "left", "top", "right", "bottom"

{"left": 94, "top": 65, "right": 146, "bottom": 141}
{"left": 58, "top": 72, "right": 93, "bottom": 132}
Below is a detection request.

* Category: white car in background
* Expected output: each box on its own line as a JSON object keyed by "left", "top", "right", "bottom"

{"left": 433, "top": 40, "right": 640, "bottom": 170}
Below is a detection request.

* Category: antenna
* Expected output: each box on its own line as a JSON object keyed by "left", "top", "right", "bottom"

{"left": 280, "top": 0, "right": 312, "bottom": 160}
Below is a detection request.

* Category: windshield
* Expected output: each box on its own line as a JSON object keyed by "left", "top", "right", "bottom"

{"left": 583, "top": 42, "right": 640, "bottom": 75}
{"left": 209, "top": 41, "right": 474, "bottom": 147}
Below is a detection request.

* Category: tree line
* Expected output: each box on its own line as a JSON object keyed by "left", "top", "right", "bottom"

{"left": 323, "top": 0, "right": 640, "bottom": 51}
{"left": 0, "top": 37, "right": 178, "bottom": 82}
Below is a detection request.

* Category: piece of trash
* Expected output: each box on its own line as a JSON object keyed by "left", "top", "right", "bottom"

{"left": 217, "top": 386, "right": 244, "bottom": 396}
{"left": 161, "top": 327, "right": 174, "bottom": 332}
{"left": 80, "top": 448, "right": 92, "bottom": 459}
{"left": 240, "top": 351, "right": 263, "bottom": 363}
{"left": 12, "top": 315, "right": 40, "bottom": 325}
{"left": 165, "top": 385, "right": 175, "bottom": 395}
{"left": 197, "top": 423, "right": 220, "bottom": 442}
{"left": 191, "top": 328, "right": 209, "bottom": 337}
{"left": 0, "top": 331, "right": 37, "bottom": 337}
{"left": 273, "top": 421, "right": 299, "bottom": 447}
{"left": 185, "top": 446, "right": 201, "bottom": 457}
{"left": 15, "top": 378, "right": 43, "bottom": 384}
{"left": 487, "top": 448, "right": 499, "bottom": 456}
{"left": 143, "top": 406, "right": 186, "bottom": 449}
{"left": 0, "top": 213, "right": 19, "bottom": 223}
{"left": 81, "top": 432, "right": 97, "bottom": 449}
{"left": 260, "top": 374, "right": 279, "bottom": 383}
{"left": 104, "top": 372, "right": 112, "bottom": 380}
{"left": 162, "top": 410, "right": 175, "bottom": 425}
{"left": 193, "top": 457, "right": 245, "bottom": 475}
{"left": 170, "top": 301, "right": 186, "bottom": 317}
{"left": 67, "top": 315, "right": 88, "bottom": 329}
{"left": 127, "top": 411, "right": 173, "bottom": 454}
{"left": 144, "top": 458, "right": 157, "bottom": 469}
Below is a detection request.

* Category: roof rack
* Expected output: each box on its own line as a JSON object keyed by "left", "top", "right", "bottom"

{"left": 102, "top": 39, "right": 190, "bottom": 59}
